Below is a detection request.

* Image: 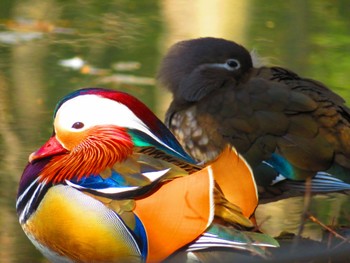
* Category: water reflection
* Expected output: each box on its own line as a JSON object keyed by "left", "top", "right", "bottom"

{"left": 256, "top": 193, "right": 350, "bottom": 241}
{"left": 0, "top": 65, "right": 46, "bottom": 262}
{"left": 0, "top": 0, "right": 349, "bottom": 262}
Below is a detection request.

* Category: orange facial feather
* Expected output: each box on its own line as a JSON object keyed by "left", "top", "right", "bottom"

{"left": 39, "top": 126, "right": 133, "bottom": 184}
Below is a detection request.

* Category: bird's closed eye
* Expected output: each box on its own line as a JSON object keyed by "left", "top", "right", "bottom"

{"left": 71, "top": 122, "right": 85, "bottom": 129}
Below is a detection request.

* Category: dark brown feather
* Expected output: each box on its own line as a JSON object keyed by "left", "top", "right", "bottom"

{"left": 159, "top": 37, "right": 350, "bottom": 186}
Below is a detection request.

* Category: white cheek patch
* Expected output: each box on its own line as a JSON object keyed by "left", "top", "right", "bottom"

{"left": 54, "top": 94, "right": 178, "bottom": 154}
{"left": 55, "top": 95, "right": 147, "bottom": 133}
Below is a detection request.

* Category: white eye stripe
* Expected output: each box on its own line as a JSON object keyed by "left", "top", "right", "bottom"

{"left": 54, "top": 94, "right": 183, "bottom": 156}
{"left": 55, "top": 95, "right": 143, "bottom": 132}
{"left": 205, "top": 60, "right": 241, "bottom": 71}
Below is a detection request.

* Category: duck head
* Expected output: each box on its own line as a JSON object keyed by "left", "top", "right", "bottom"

{"left": 158, "top": 37, "right": 253, "bottom": 104}
{"left": 29, "top": 88, "right": 193, "bottom": 184}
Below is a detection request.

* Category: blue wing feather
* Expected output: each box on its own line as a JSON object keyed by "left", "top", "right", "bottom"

{"left": 264, "top": 153, "right": 295, "bottom": 179}
{"left": 263, "top": 154, "right": 350, "bottom": 192}
{"left": 133, "top": 215, "right": 148, "bottom": 261}
{"left": 66, "top": 164, "right": 172, "bottom": 199}
{"left": 74, "top": 171, "right": 128, "bottom": 189}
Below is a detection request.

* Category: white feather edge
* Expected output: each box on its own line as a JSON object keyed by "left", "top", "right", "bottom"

{"left": 231, "top": 146, "right": 259, "bottom": 202}
{"left": 187, "top": 232, "right": 278, "bottom": 252}
{"left": 207, "top": 166, "right": 215, "bottom": 228}
{"left": 64, "top": 168, "right": 171, "bottom": 194}
{"left": 250, "top": 49, "right": 270, "bottom": 68}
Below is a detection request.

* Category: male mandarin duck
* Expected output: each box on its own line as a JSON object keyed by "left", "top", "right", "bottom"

{"left": 158, "top": 37, "right": 350, "bottom": 200}
{"left": 16, "top": 87, "right": 278, "bottom": 263}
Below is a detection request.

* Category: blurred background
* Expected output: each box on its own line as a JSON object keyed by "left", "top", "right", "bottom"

{"left": 0, "top": 0, "right": 350, "bottom": 262}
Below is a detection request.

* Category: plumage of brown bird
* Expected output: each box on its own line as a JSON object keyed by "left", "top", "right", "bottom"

{"left": 158, "top": 37, "right": 350, "bottom": 199}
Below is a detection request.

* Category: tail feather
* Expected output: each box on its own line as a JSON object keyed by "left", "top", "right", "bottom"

{"left": 283, "top": 172, "right": 350, "bottom": 192}
{"left": 213, "top": 187, "right": 253, "bottom": 227}
{"left": 187, "top": 224, "right": 279, "bottom": 256}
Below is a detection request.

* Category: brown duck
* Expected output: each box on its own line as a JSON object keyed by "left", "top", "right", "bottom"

{"left": 158, "top": 37, "right": 350, "bottom": 199}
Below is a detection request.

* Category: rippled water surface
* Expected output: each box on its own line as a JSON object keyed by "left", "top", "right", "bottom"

{"left": 1, "top": 1, "right": 350, "bottom": 262}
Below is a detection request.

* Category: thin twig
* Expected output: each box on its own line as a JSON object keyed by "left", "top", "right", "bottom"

{"left": 307, "top": 212, "right": 348, "bottom": 242}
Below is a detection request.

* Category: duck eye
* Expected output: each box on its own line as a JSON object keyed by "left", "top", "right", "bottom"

{"left": 71, "top": 122, "right": 85, "bottom": 129}
{"left": 226, "top": 59, "right": 240, "bottom": 70}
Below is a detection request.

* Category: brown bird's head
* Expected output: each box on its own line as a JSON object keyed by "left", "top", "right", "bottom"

{"left": 158, "top": 37, "right": 253, "bottom": 104}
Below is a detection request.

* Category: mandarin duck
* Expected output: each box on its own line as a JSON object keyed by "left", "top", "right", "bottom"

{"left": 158, "top": 37, "right": 350, "bottom": 200}
{"left": 16, "top": 87, "right": 278, "bottom": 263}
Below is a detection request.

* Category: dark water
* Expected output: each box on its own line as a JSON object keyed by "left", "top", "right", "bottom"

{"left": 0, "top": 1, "right": 349, "bottom": 262}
